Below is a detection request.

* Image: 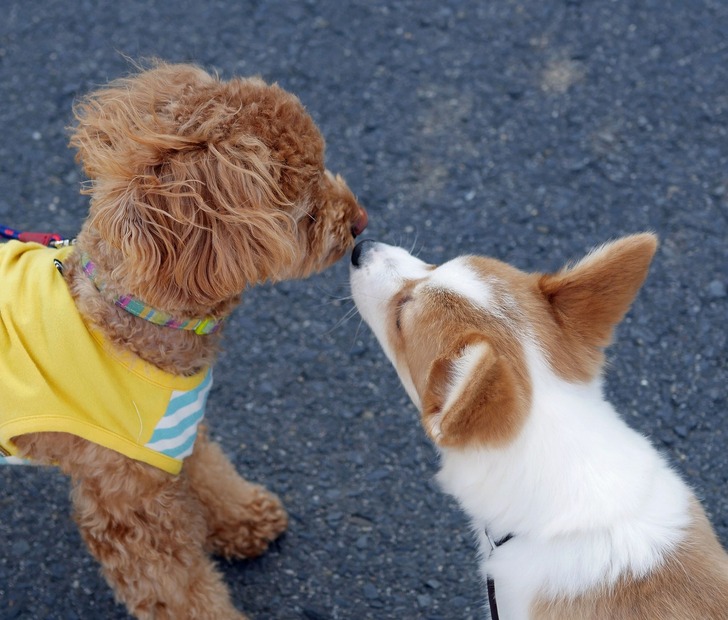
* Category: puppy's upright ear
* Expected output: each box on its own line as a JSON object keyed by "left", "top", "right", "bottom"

{"left": 538, "top": 234, "right": 657, "bottom": 351}
{"left": 421, "top": 335, "right": 528, "bottom": 448}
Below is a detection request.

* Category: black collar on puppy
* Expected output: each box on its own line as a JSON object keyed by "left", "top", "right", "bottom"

{"left": 485, "top": 531, "right": 514, "bottom": 620}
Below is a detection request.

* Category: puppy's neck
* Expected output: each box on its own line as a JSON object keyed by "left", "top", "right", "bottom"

{"left": 436, "top": 342, "right": 692, "bottom": 599}
{"left": 62, "top": 246, "right": 231, "bottom": 376}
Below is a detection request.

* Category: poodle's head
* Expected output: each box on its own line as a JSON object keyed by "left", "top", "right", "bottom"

{"left": 70, "top": 61, "right": 367, "bottom": 317}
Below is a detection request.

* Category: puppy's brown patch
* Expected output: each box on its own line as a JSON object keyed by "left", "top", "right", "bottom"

{"left": 422, "top": 334, "right": 527, "bottom": 447}
{"left": 532, "top": 501, "right": 728, "bottom": 619}
{"left": 390, "top": 269, "right": 532, "bottom": 448}
{"left": 534, "top": 234, "right": 658, "bottom": 382}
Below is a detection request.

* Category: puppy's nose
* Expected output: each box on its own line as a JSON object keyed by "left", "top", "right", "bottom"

{"left": 351, "top": 239, "right": 374, "bottom": 267}
{"left": 352, "top": 207, "right": 368, "bottom": 237}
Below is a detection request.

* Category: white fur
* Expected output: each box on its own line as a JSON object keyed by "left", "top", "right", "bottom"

{"left": 437, "top": 343, "right": 691, "bottom": 619}
{"left": 351, "top": 242, "right": 693, "bottom": 620}
{"left": 350, "top": 243, "right": 432, "bottom": 409}
{"left": 351, "top": 243, "right": 428, "bottom": 354}
{"left": 430, "top": 259, "right": 497, "bottom": 310}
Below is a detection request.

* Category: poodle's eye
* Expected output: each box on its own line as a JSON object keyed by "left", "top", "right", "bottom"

{"left": 394, "top": 294, "right": 412, "bottom": 331}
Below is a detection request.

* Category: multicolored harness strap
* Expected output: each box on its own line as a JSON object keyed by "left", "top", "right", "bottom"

{"left": 81, "top": 254, "right": 222, "bottom": 335}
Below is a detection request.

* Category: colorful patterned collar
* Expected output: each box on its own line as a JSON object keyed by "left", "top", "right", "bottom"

{"left": 80, "top": 253, "right": 222, "bottom": 335}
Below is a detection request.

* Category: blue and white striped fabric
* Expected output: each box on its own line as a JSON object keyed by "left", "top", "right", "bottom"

{"left": 0, "top": 456, "right": 32, "bottom": 465}
{"left": 145, "top": 370, "right": 213, "bottom": 460}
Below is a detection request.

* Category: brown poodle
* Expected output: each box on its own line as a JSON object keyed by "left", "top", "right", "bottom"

{"left": 1, "top": 61, "right": 367, "bottom": 619}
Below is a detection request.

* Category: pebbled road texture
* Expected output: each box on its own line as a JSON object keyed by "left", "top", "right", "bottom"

{"left": 0, "top": 1, "right": 726, "bottom": 618}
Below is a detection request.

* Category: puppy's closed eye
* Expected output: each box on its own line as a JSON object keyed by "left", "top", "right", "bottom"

{"left": 394, "top": 294, "right": 412, "bottom": 330}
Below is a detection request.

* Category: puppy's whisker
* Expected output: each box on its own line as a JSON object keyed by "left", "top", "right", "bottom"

{"left": 326, "top": 304, "right": 360, "bottom": 335}
{"left": 311, "top": 283, "right": 352, "bottom": 301}
{"left": 349, "top": 316, "right": 365, "bottom": 354}
{"left": 309, "top": 284, "right": 355, "bottom": 309}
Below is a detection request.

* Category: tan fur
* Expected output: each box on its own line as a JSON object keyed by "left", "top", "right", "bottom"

{"left": 388, "top": 276, "right": 532, "bottom": 448}
{"left": 460, "top": 235, "right": 658, "bottom": 385}
{"left": 535, "top": 233, "right": 658, "bottom": 382}
{"left": 9, "top": 61, "right": 367, "bottom": 619}
{"left": 532, "top": 501, "right": 728, "bottom": 619}
{"left": 423, "top": 335, "right": 526, "bottom": 447}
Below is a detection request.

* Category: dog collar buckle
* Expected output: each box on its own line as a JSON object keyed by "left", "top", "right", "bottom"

{"left": 485, "top": 530, "right": 514, "bottom": 558}
{"left": 485, "top": 531, "right": 513, "bottom": 620}
{"left": 485, "top": 530, "right": 499, "bottom": 557}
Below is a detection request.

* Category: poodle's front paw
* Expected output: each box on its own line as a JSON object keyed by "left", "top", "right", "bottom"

{"left": 206, "top": 483, "right": 288, "bottom": 559}
{"left": 184, "top": 434, "right": 289, "bottom": 559}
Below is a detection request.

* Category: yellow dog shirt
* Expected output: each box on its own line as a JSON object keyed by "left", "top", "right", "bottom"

{"left": 0, "top": 241, "right": 211, "bottom": 474}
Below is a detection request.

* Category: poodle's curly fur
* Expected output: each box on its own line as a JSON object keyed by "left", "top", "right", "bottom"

{"left": 10, "top": 61, "right": 367, "bottom": 619}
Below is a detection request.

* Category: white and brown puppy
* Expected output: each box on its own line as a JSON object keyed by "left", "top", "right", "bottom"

{"left": 350, "top": 235, "right": 728, "bottom": 619}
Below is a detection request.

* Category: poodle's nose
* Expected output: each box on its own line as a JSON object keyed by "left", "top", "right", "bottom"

{"left": 351, "top": 239, "right": 374, "bottom": 267}
{"left": 352, "top": 207, "right": 368, "bottom": 237}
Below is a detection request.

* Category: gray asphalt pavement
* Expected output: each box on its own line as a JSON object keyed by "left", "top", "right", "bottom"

{"left": 1, "top": 1, "right": 726, "bottom": 619}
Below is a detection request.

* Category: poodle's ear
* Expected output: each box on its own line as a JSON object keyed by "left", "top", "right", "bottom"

{"left": 84, "top": 148, "right": 298, "bottom": 312}
{"left": 421, "top": 335, "right": 527, "bottom": 448}
{"left": 69, "top": 61, "right": 216, "bottom": 180}
{"left": 538, "top": 233, "right": 657, "bottom": 350}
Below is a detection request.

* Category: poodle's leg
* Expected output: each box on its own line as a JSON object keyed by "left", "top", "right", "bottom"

{"left": 184, "top": 428, "right": 288, "bottom": 559}
{"left": 67, "top": 440, "right": 247, "bottom": 620}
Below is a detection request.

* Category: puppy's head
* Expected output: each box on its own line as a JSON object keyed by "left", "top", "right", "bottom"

{"left": 350, "top": 235, "right": 657, "bottom": 448}
{"left": 70, "top": 61, "right": 367, "bottom": 316}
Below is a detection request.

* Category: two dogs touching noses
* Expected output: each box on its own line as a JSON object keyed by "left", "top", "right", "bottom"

{"left": 350, "top": 235, "right": 728, "bottom": 619}
{"left": 1, "top": 58, "right": 725, "bottom": 619}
